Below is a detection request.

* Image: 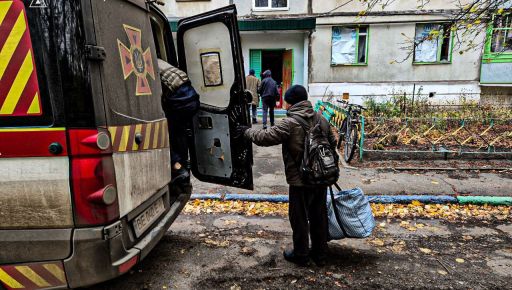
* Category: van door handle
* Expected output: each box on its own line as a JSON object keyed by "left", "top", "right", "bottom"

{"left": 48, "top": 142, "right": 63, "bottom": 155}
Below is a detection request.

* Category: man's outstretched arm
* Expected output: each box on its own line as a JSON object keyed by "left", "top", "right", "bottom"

{"left": 244, "top": 120, "right": 290, "bottom": 147}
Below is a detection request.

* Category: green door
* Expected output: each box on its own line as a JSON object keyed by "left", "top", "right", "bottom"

{"left": 249, "top": 49, "right": 262, "bottom": 79}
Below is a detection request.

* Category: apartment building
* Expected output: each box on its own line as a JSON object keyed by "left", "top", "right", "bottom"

{"left": 161, "top": 0, "right": 512, "bottom": 105}
{"left": 162, "top": 0, "right": 313, "bottom": 98}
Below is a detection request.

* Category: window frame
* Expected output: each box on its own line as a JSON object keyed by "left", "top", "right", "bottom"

{"left": 330, "top": 25, "right": 370, "bottom": 67}
{"left": 483, "top": 12, "right": 512, "bottom": 63}
{"left": 413, "top": 22, "right": 454, "bottom": 65}
{"left": 252, "top": 0, "right": 289, "bottom": 12}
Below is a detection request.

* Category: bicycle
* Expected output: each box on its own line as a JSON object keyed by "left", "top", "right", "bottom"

{"left": 335, "top": 99, "right": 366, "bottom": 163}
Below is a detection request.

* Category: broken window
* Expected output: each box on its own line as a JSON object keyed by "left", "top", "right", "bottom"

{"left": 490, "top": 13, "right": 512, "bottom": 53}
{"left": 331, "top": 26, "right": 368, "bottom": 65}
{"left": 414, "top": 23, "right": 453, "bottom": 63}
{"left": 254, "top": 0, "right": 288, "bottom": 10}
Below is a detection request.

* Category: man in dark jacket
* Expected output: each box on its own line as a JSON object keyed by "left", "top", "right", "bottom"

{"left": 239, "top": 85, "right": 337, "bottom": 266}
{"left": 258, "top": 70, "right": 279, "bottom": 129}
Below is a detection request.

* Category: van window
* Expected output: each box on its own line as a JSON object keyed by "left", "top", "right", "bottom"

{"left": 0, "top": 1, "right": 53, "bottom": 127}
{"left": 149, "top": 9, "right": 178, "bottom": 67}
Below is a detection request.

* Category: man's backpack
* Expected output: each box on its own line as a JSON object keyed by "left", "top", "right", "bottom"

{"left": 291, "top": 114, "right": 340, "bottom": 186}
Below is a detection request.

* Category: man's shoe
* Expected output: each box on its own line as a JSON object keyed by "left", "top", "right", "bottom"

{"left": 262, "top": 125, "right": 267, "bottom": 130}
{"left": 171, "top": 168, "right": 190, "bottom": 185}
{"left": 252, "top": 119, "right": 258, "bottom": 124}
{"left": 283, "top": 249, "right": 309, "bottom": 266}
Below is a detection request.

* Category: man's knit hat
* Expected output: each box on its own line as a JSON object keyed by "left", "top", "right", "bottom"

{"left": 284, "top": 85, "right": 308, "bottom": 105}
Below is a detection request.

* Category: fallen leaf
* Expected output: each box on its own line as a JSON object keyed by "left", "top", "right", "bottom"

{"left": 431, "top": 181, "right": 439, "bottom": 185}
{"left": 370, "top": 238, "right": 385, "bottom": 246}
{"left": 240, "top": 247, "right": 256, "bottom": 256}
{"left": 204, "top": 239, "right": 230, "bottom": 248}
{"left": 437, "top": 270, "right": 448, "bottom": 275}
{"left": 419, "top": 248, "right": 432, "bottom": 254}
{"left": 456, "top": 258, "right": 465, "bottom": 263}
{"left": 411, "top": 200, "right": 423, "bottom": 206}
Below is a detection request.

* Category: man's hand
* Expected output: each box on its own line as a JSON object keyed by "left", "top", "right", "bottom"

{"left": 234, "top": 125, "right": 250, "bottom": 139}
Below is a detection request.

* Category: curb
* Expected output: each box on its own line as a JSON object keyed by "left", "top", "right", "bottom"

{"left": 190, "top": 193, "right": 512, "bottom": 206}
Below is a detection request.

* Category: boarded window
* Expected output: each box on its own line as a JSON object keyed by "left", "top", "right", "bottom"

{"left": 414, "top": 23, "right": 453, "bottom": 63}
{"left": 331, "top": 26, "right": 368, "bottom": 65}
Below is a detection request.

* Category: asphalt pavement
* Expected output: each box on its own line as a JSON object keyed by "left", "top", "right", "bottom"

{"left": 192, "top": 125, "right": 512, "bottom": 197}
{"left": 91, "top": 213, "right": 512, "bottom": 289}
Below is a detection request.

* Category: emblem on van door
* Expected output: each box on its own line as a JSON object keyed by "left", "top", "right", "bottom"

{"left": 117, "top": 24, "right": 155, "bottom": 96}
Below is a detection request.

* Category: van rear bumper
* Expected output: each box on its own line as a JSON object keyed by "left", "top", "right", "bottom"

{"left": 63, "top": 185, "right": 191, "bottom": 288}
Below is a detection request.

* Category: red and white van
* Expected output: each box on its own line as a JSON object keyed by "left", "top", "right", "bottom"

{"left": 0, "top": 1, "right": 252, "bottom": 288}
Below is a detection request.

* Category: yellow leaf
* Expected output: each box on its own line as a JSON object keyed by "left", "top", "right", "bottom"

{"left": 411, "top": 200, "right": 422, "bottom": 206}
{"left": 431, "top": 181, "right": 439, "bottom": 185}
{"left": 437, "top": 270, "right": 448, "bottom": 275}
{"left": 419, "top": 248, "right": 432, "bottom": 254}
{"left": 370, "top": 238, "right": 385, "bottom": 247}
{"left": 456, "top": 258, "right": 465, "bottom": 263}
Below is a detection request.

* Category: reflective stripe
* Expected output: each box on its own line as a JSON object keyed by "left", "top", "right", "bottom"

{"left": 0, "top": 1, "right": 12, "bottom": 27}
{"left": 42, "top": 264, "right": 66, "bottom": 284}
{"left": 0, "top": 7, "right": 25, "bottom": 80}
{"left": 0, "top": 51, "right": 33, "bottom": 114}
{"left": 14, "top": 266, "right": 50, "bottom": 288}
{"left": 0, "top": 268, "right": 23, "bottom": 289}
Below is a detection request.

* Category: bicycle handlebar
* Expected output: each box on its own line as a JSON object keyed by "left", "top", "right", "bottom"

{"left": 335, "top": 99, "right": 366, "bottom": 111}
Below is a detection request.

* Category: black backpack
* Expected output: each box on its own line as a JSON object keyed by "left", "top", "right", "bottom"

{"left": 291, "top": 114, "right": 340, "bottom": 186}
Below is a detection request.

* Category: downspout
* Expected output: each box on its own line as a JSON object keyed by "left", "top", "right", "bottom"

{"left": 307, "top": 0, "right": 314, "bottom": 91}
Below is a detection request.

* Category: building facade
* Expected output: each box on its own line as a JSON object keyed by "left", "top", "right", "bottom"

{"left": 161, "top": 0, "right": 512, "bottom": 105}
{"left": 162, "top": 0, "right": 313, "bottom": 104}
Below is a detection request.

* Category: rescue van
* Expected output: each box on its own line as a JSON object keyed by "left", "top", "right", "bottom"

{"left": 0, "top": 0, "right": 252, "bottom": 288}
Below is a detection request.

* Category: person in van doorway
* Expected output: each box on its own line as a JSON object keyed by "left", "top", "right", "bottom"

{"left": 237, "top": 85, "right": 337, "bottom": 267}
{"left": 258, "top": 70, "right": 279, "bottom": 129}
{"left": 158, "top": 59, "right": 200, "bottom": 184}
{"left": 246, "top": 69, "right": 261, "bottom": 124}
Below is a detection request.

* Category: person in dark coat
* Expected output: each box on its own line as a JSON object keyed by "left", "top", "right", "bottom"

{"left": 258, "top": 70, "right": 279, "bottom": 129}
{"left": 237, "top": 85, "right": 337, "bottom": 266}
{"left": 158, "top": 59, "right": 200, "bottom": 184}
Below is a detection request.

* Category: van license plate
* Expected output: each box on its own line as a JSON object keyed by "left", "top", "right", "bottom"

{"left": 133, "top": 198, "right": 165, "bottom": 237}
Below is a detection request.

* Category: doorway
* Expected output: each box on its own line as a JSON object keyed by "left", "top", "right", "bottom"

{"left": 261, "top": 50, "right": 284, "bottom": 86}
{"left": 249, "top": 49, "right": 294, "bottom": 108}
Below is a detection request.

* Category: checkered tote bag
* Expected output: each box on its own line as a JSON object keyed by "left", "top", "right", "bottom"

{"left": 327, "top": 184, "right": 375, "bottom": 240}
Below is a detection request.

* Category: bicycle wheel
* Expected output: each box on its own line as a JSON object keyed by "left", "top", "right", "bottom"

{"left": 337, "top": 118, "right": 348, "bottom": 151}
{"left": 344, "top": 123, "right": 358, "bottom": 163}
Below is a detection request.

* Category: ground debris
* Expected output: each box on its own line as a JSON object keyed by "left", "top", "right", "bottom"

{"left": 184, "top": 199, "right": 511, "bottom": 222}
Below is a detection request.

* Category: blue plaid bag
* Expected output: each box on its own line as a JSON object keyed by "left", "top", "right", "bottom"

{"left": 327, "top": 185, "right": 375, "bottom": 240}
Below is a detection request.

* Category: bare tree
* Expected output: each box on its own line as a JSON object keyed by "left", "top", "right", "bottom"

{"left": 322, "top": 0, "right": 511, "bottom": 62}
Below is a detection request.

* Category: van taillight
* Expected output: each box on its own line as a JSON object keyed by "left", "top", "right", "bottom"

{"left": 68, "top": 129, "right": 119, "bottom": 226}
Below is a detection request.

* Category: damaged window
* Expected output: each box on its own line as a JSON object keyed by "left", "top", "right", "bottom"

{"left": 490, "top": 13, "right": 512, "bottom": 53}
{"left": 331, "top": 26, "right": 368, "bottom": 65}
{"left": 414, "top": 23, "right": 453, "bottom": 63}
{"left": 200, "top": 52, "right": 223, "bottom": 87}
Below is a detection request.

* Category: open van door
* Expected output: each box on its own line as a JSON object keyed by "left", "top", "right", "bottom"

{"left": 177, "top": 6, "right": 253, "bottom": 190}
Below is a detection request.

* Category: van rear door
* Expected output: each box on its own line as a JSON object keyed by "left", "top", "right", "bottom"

{"left": 177, "top": 5, "right": 254, "bottom": 190}
{"left": 88, "top": 0, "right": 171, "bottom": 218}
{"left": 0, "top": 0, "right": 73, "bottom": 263}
